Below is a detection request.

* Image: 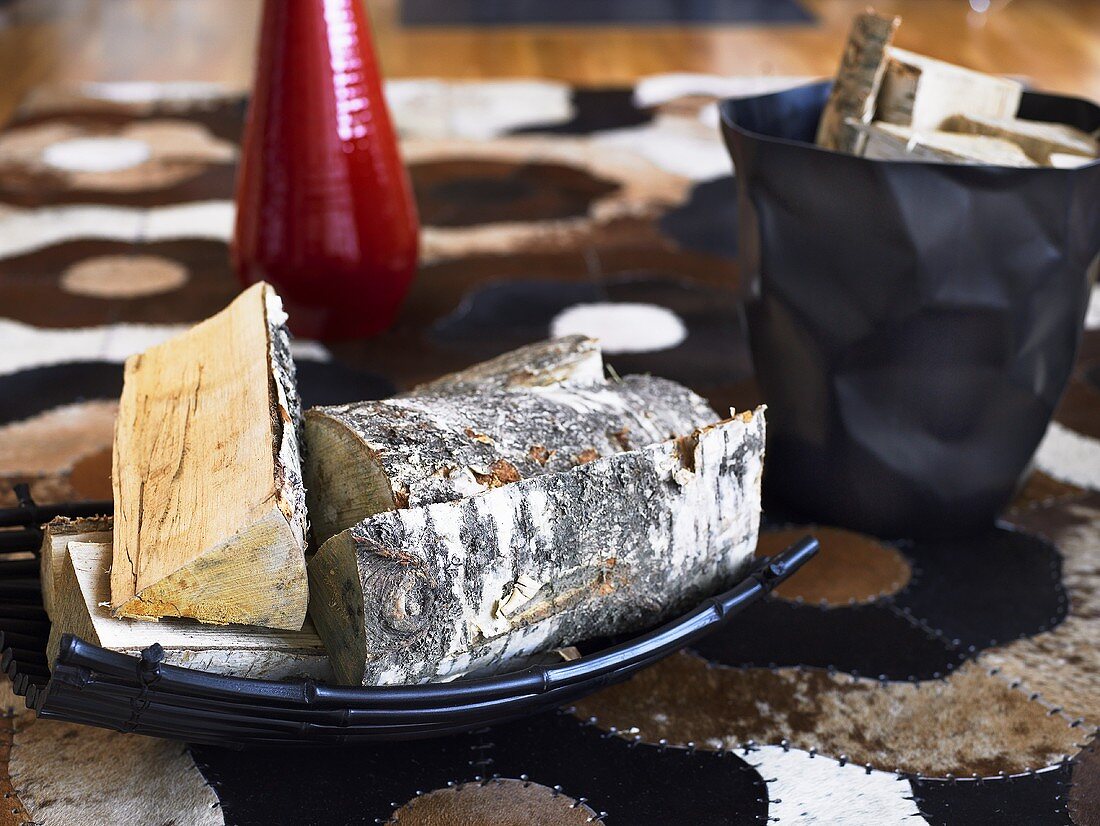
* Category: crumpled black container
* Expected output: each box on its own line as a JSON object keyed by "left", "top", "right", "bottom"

{"left": 720, "top": 82, "right": 1100, "bottom": 538}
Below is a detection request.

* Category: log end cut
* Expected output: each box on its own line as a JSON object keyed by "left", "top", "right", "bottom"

{"left": 308, "top": 529, "right": 437, "bottom": 686}
{"left": 303, "top": 412, "right": 400, "bottom": 551}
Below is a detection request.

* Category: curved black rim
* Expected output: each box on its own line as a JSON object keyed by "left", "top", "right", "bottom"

{"left": 0, "top": 489, "right": 818, "bottom": 746}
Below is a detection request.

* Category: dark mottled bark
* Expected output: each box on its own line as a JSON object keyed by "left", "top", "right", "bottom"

{"left": 266, "top": 287, "right": 308, "bottom": 550}
{"left": 304, "top": 374, "right": 717, "bottom": 545}
{"left": 409, "top": 335, "right": 603, "bottom": 396}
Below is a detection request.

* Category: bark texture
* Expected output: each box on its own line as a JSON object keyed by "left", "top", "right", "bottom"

{"left": 308, "top": 409, "right": 765, "bottom": 686}
{"left": 265, "top": 285, "right": 309, "bottom": 553}
{"left": 304, "top": 375, "right": 717, "bottom": 546}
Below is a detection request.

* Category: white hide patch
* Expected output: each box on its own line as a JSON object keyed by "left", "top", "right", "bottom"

{"left": 0, "top": 201, "right": 234, "bottom": 260}
{"left": 634, "top": 73, "right": 816, "bottom": 109}
{"left": 550, "top": 302, "right": 687, "bottom": 354}
{"left": 42, "top": 136, "right": 152, "bottom": 173}
{"left": 591, "top": 114, "right": 733, "bottom": 181}
{"left": 1086, "top": 284, "right": 1100, "bottom": 330}
{"left": 1034, "top": 421, "right": 1100, "bottom": 491}
{"left": 749, "top": 745, "right": 922, "bottom": 824}
{"left": 0, "top": 319, "right": 330, "bottom": 377}
{"left": 385, "top": 79, "right": 573, "bottom": 140}
{"left": 83, "top": 80, "right": 237, "bottom": 104}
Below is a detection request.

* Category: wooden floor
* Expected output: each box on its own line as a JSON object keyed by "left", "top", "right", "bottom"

{"left": 0, "top": 0, "right": 1099, "bottom": 123}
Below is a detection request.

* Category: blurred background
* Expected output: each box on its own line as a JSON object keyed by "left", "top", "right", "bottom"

{"left": 1, "top": 0, "right": 1098, "bottom": 124}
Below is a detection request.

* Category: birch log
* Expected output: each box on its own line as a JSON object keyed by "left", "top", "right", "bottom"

{"left": 815, "top": 11, "right": 900, "bottom": 153}
{"left": 308, "top": 409, "right": 765, "bottom": 686}
{"left": 303, "top": 375, "right": 717, "bottom": 546}
{"left": 51, "top": 540, "right": 332, "bottom": 681}
{"left": 410, "top": 336, "right": 604, "bottom": 395}
{"left": 39, "top": 515, "right": 112, "bottom": 619}
{"left": 110, "top": 282, "right": 309, "bottom": 630}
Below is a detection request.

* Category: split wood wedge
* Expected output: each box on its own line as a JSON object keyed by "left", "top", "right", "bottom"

{"left": 875, "top": 47, "right": 1022, "bottom": 131}
{"left": 939, "top": 113, "right": 1100, "bottom": 166}
{"left": 55, "top": 539, "right": 331, "bottom": 680}
{"left": 39, "top": 514, "right": 112, "bottom": 619}
{"left": 851, "top": 119, "right": 1037, "bottom": 166}
{"left": 815, "top": 10, "right": 900, "bottom": 154}
{"left": 110, "top": 282, "right": 309, "bottom": 630}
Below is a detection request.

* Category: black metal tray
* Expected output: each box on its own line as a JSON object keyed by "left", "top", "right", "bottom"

{"left": 0, "top": 490, "right": 817, "bottom": 748}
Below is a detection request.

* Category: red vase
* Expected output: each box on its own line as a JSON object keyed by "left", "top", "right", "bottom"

{"left": 233, "top": 0, "right": 419, "bottom": 341}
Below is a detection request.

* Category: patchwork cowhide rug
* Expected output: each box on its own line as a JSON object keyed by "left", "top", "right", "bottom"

{"left": 0, "top": 76, "right": 1097, "bottom": 825}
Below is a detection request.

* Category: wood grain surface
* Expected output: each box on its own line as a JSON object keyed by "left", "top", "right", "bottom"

{"left": 110, "top": 283, "right": 309, "bottom": 629}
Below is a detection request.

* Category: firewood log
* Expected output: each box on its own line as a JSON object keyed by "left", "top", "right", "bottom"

{"left": 303, "top": 374, "right": 717, "bottom": 546}
{"left": 875, "top": 48, "right": 1022, "bottom": 131}
{"left": 308, "top": 409, "right": 765, "bottom": 686}
{"left": 110, "top": 282, "right": 309, "bottom": 630}
{"left": 51, "top": 539, "right": 332, "bottom": 681}
{"left": 39, "top": 515, "right": 112, "bottom": 619}
{"left": 410, "top": 335, "right": 604, "bottom": 396}
{"left": 939, "top": 113, "right": 1099, "bottom": 165}
{"left": 853, "top": 119, "right": 1037, "bottom": 166}
{"left": 816, "top": 11, "right": 900, "bottom": 153}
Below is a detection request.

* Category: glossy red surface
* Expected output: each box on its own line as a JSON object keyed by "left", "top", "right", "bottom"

{"left": 233, "top": 0, "right": 419, "bottom": 340}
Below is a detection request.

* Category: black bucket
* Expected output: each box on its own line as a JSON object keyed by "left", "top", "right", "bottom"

{"left": 720, "top": 82, "right": 1100, "bottom": 538}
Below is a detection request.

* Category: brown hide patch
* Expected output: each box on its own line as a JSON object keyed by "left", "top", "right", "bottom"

{"left": 0, "top": 118, "right": 235, "bottom": 199}
{"left": 572, "top": 655, "right": 1081, "bottom": 777}
{"left": 1071, "top": 737, "right": 1100, "bottom": 826}
{"left": 60, "top": 254, "right": 188, "bottom": 299}
{"left": 986, "top": 497, "right": 1100, "bottom": 730}
{"left": 1007, "top": 470, "right": 1089, "bottom": 514}
{"left": 389, "top": 778, "right": 597, "bottom": 825}
{"left": 755, "top": 526, "right": 911, "bottom": 605}
{"left": 0, "top": 679, "right": 32, "bottom": 826}
{"left": 9, "top": 701, "right": 221, "bottom": 825}
{"left": 67, "top": 445, "right": 114, "bottom": 500}
{"left": 0, "top": 401, "right": 116, "bottom": 506}
{"left": 411, "top": 158, "right": 619, "bottom": 228}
